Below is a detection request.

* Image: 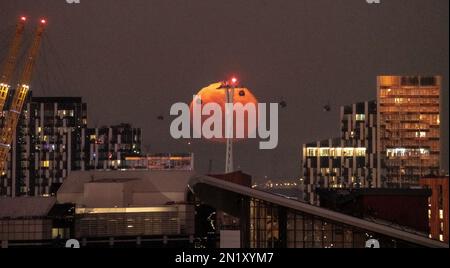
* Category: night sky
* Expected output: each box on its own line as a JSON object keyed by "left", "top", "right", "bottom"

{"left": 1, "top": 0, "right": 448, "bottom": 180}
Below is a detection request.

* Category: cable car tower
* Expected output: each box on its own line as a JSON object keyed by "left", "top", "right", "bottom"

{"left": 218, "top": 77, "right": 238, "bottom": 174}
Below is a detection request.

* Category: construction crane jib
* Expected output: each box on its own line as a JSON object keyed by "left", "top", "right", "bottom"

{"left": 0, "top": 18, "right": 47, "bottom": 176}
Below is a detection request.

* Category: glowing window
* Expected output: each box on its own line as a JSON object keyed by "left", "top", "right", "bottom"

{"left": 41, "top": 161, "right": 50, "bottom": 168}
{"left": 415, "top": 132, "right": 426, "bottom": 138}
{"left": 306, "top": 148, "right": 317, "bottom": 157}
{"left": 355, "top": 114, "right": 366, "bottom": 121}
{"left": 355, "top": 148, "right": 366, "bottom": 157}
{"left": 320, "top": 148, "right": 330, "bottom": 157}
{"left": 386, "top": 148, "right": 429, "bottom": 157}
{"left": 343, "top": 148, "right": 354, "bottom": 156}
{"left": 307, "top": 147, "right": 366, "bottom": 157}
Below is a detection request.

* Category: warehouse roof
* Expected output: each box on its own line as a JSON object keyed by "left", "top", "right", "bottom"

{"left": 0, "top": 197, "right": 56, "bottom": 219}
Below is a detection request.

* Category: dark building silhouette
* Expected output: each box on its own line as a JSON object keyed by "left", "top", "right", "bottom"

{"left": 420, "top": 175, "right": 449, "bottom": 243}
{"left": 317, "top": 188, "right": 431, "bottom": 233}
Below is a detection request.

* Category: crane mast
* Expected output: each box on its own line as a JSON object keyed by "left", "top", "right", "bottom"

{"left": 0, "top": 17, "right": 27, "bottom": 112}
{"left": 0, "top": 20, "right": 46, "bottom": 176}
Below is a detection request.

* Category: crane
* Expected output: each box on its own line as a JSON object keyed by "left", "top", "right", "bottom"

{"left": 0, "top": 16, "right": 27, "bottom": 112}
{"left": 0, "top": 19, "right": 47, "bottom": 176}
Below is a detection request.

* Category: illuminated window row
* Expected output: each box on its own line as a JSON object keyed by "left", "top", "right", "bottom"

{"left": 384, "top": 141, "right": 438, "bottom": 149}
{"left": 379, "top": 88, "right": 439, "bottom": 96}
{"left": 386, "top": 122, "right": 430, "bottom": 129}
{"left": 56, "top": 110, "right": 75, "bottom": 117}
{"left": 379, "top": 107, "right": 439, "bottom": 113}
{"left": 306, "top": 147, "right": 366, "bottom": 157}
{"left": 380, "top": 98, "right": 439, "bottom": 105}
{"left": 386, "top": 148, "right": 430, "bottom": 158}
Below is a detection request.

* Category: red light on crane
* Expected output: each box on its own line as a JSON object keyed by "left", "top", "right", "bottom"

{"left": 231, "top": 77, "right": 238, "bottom": 85}
{"left": 20, "top": 16, "right": 27, "bottom": 21}
{"left": 40, "top": 19, "right": 47, "bottom": 24}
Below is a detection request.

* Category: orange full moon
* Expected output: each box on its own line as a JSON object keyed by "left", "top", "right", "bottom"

{"left": 190, "top": 82, "right": 259, "bottom": 142}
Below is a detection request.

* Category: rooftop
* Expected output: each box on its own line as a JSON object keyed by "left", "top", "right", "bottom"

{"left": 189, "top": 175, "right": 448, "bottom": 248}
{"left": 57, "top": 170, "right": 196, "bottom": 207}
{"left": 0, "top": 197, "right": 56, "bottom": 219}
{"left": 31, "top": 97, "right": 83, "bottom": 104}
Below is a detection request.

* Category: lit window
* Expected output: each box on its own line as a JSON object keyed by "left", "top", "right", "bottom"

{"left": 355, "top": 148, "right": 366, "bottom": 157}
{"left": 319, "top": 148, "right": 330, "bottom": 157}
{"left": 330, "top": 148, "right": 336, "bottom": 157}
{"left": 400, "top": 168, "right": 406, "bottom": 175}
{"left": 439, "top": 234, "right": 444, "bottom": 242}
{"left": 52, "top": 228, "right": 68, "bottom": 239}
{"left": 41, "top": 161, "right": 50, "bottom": 168}
{"left": 415, "top": 131, "right": 426, "bottom": 138}
{"left": 343, "top": 148, "right": 354, "bottom": 157}
{"left": 306, "top": 147, "right": 366, "bottom": 158}
{"left": 306, "top": 148, "right": 318, "bottom": 157}
{"left": 428, "top": 210, "right": 431, "bottom": 219}
{"left": 386, "top": 148, "right": 430, "bottom": 157}
{"left": 439, "top": 210, "right": 444, "bottom": 220}
{"left": 355, "top": 114, "right": 366, "bottom": 121}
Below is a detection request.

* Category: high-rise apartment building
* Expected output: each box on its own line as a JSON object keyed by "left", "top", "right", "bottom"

{"left": 303, "top": 75, "right": 441, "bottom": 203}
{"left": 2, "top": 97, "right": 87, "bottom": 197}
{"left": 340, "top": 100, "right": 379, "bottom": 187}
{"left": 377, "top": 76, "right": 441, "bottom": 188}
{"left": 303, "top": 138, "right": 368, "bottom": 204}
{"left": 302, "top": 101, "right": 378, "bottom": 204}
{"left": 1, "top": 97, "right": 142, "bottom": 197}
{"left": 82, "top": 124, "right": 142, "bottom": 170}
